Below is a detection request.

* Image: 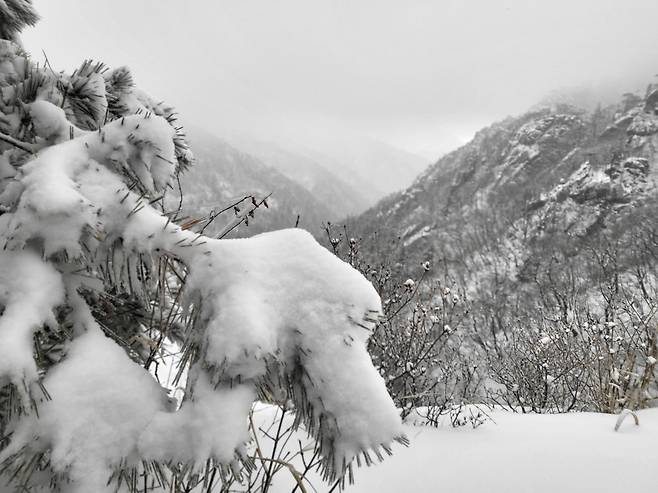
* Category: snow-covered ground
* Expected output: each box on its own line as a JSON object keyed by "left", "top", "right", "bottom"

{"left": 262, "top": 406, "right": 658, "bottom": 493}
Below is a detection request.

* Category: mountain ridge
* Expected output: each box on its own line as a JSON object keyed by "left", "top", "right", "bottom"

{"left": 177, "top": 129, "right": 335, "bottom": 237}
{"left": 346, "top": 83, "right": 658, "bottom": 317}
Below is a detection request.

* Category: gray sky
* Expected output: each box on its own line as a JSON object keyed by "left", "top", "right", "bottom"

{"left": 22, "top": 0, "right": 658, "bottom": 159}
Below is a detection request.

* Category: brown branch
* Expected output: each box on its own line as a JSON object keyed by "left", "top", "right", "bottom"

{"left": 252, "top": 457, "right": 308, "bottom": 493}
{"left": 249, "top": 412, "right": 309, "bottom": 493}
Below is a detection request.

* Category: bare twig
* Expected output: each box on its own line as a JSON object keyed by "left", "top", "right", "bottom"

{"left": 0, "top": 132, "right": 36, "bottom": 154}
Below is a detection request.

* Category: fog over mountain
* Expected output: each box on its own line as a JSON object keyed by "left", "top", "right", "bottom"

{"left": 217, "top": 129, "right": 428, "bottom": 209}
{"left": 4, "top": 2, "right": 658, "bottom": 492}
{"left": 348, "top": 82, "right": 658, "bottom": 309}
{"left": 22, "top": 0, "right": 658, "bottom": 161}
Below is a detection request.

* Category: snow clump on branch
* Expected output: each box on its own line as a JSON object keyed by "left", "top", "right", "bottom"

{"left": 0, "top": 32, "right": 404, "bottom": 492}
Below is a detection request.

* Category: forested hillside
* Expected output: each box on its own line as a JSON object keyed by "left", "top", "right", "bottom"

{"left": 176, "top": 129, "right": 334, "bottom": 237}
{"left": 331, "top": 85, "right": 658, "bottom": 415}
{"left": 350, "top": 85, "right": 658, "bottom": 310}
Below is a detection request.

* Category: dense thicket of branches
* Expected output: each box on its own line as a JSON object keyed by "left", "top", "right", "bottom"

{"left": 326, "top": 212, "right": 658, "bottom": 420}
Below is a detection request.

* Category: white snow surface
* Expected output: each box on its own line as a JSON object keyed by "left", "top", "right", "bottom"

{"left": 139, "top": 372, "right": 255, "bottom": 465}
{"left": 28, "top": 100, "right": 81, "bottom": 144}
{"left": 258, "top": 406, "right": 658, "bottom": 493}
{"left": 4, "top": 112, "right": 176, "bottom": 256}
{"left": 0, "top": 328, "right": 169, "bottom": 493}
{"left": 0, "top": 250, "right": 63, "bottom": 385}
{"left": 185, "top": 229, "right": 404, "bottom": 473}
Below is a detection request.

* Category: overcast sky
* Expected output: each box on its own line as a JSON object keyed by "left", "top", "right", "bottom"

{"left": 21, "top": 0, "right": 658, "bottom": 159}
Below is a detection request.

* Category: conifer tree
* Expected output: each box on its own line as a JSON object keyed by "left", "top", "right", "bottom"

{"left": 0, "top": 8, "right": 403, "bottom": 493}
{"left": 0, "top": 0, "right": 38, "bottom": 42}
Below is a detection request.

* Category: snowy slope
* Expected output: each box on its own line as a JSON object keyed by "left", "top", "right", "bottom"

{"left": 347, "top": 84, "right": 658, "bottom": 316}
{"left": 0, "top": 405, "right": 654, "bottom": 492}
{"left": 260, "top": 406, "right": 658, "bottom": 493}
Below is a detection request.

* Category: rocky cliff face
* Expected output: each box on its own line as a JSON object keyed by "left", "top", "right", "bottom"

{"left": 349, "top": 85, "right": 658, "bottom": 314}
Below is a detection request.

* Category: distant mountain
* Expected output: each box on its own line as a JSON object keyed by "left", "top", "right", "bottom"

{"left": 220, "top": 132, "right": 428, "bottom": 213}
{"left": 285, "top": 135, "right": 429, "bottom": 205}
{"left": 176, "top": 129, "right": 333, "bottom": 237}
{"left": 349, "top": 83, "right": 658, "bottom": 316}
{"left": 176, "top": 127, "right": 427, "bottom": 239}
{"left": 220, "top": 136, "right": 370, "bottom": 218}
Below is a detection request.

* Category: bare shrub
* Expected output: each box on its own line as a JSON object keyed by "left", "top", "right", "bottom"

{"left": 324, "top": 224, "right": 486, "bottom": 425}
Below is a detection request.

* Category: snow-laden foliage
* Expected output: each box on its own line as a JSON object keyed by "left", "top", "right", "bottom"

{"left": 0, "top": 31, "right": 403, "bottom": 492}
{"left": 2, "top": 328, "right": 170, "bottom": 493}
{"left": 0, "top": 1, "right": 37, "bottom": 41}
{"left": 0, "top": 250, "right": 63, "bottom": 385}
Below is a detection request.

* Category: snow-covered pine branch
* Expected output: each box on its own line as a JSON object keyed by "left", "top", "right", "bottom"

{"left": 0, "top": 23, "right": 403, "bottom": 493}
{"left": 0, "top": 0, "right": 38, "bottom": 42}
